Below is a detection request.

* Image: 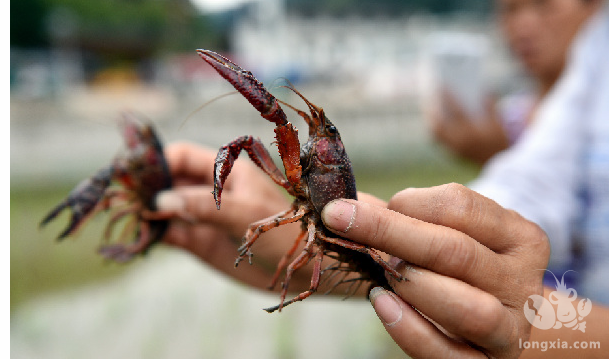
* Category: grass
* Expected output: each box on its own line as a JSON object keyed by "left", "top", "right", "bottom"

{"left": 10, "top": 150, "right": 479, "bottom": 312}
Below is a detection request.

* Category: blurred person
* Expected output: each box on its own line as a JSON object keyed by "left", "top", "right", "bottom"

{"left": 428, "top": 0, "right": 602, "bottom": 164}
{"left": 470, "top": 0, "right": 608, "bottom": 305}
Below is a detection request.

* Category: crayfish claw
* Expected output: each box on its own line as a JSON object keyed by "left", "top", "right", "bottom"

{"left": 197, "top": 49, "right": 288, "bottom": 126}
{"left": 39, "top": 201, "right": 66, "bottom": 228}
{"left": 39, "top": 201, "right": 83, "bottom": 240}
{"left": 40, "top": 165, "right": 114, "bottom": 240}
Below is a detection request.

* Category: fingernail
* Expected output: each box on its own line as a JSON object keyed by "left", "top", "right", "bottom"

{"left": 155, "top": 190, "right": 185, "bottom": 212}
{"left": 369, "top": 287, "right": 403, "bottom": 327}
{"left": 321, "top": 199, "right": 356, "bottom": 233}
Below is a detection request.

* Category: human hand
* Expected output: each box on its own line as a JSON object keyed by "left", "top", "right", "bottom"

{"left": 321, "top": 183, "right": 550, "bottom": 358}
{"left": 157, "top": 142, "right": 300, "bottom": 290}
{"left": 428, "top": 90, "right": 510, "bottom": 165}
{"left": 157, "top": 142, "right": 394, "bottom": 294}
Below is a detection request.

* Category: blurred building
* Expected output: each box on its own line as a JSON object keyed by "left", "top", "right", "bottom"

{"left": 230, "top": 0, "right": 515, "bottom": 102}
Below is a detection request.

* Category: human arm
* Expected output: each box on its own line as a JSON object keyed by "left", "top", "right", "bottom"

{"left": 427, "top": 91, "right": 510, "bottom": 165}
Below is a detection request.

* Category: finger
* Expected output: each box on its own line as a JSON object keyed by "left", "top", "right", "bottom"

{"left": 320, "top": 198, "right": 505, "bottom": 287}
{"left": 164, "top": 142, "right": 216, "bottom": 183}
{"left": 157, "top": 185, "right": 260, "bottom": 235}
{"left": 384, "top": 261, "right": 518, "bottom": 355}
{"left": 368, "top": 286, "right": 485, "bottom": 358}
{"left": 356, "top": 192, "right": 387, "bottom": 208}
{"left": 388, "top": 183, "right": 546, "bottom": 254}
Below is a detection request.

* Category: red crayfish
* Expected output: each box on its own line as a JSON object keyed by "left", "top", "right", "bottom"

{"left": 198, "top": 49, "right": 404, "bottom": 312}
{"left": 40, "top": 113, "right": 173, "bottom": 262}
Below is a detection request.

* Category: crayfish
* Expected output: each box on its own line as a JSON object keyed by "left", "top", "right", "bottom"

{"left": 40, "top": 113, "right": 173, "bottom": 262}
{"left": 198, "top": 49, "right": 404, "bottom": 312}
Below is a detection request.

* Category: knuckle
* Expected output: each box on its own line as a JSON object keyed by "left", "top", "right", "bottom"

{"left": 427, "top": 232, "right": 477, "bottom": 276}
{"left": 456, "top": 294, "right": 505, "bottom": 340}
{"left": 526, "top": 220, "right": 550, "bottom": 253}
{"left": 514, "top": 212, "right": 550, "bottom": 265}
{"left": 432, "top": 183, "right": 477, "bottom": 220}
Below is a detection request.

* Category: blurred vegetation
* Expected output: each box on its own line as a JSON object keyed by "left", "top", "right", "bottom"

{"left": 11, "top": 0, "right": 50, "bottom": 47}
{"left": 286, "top": 0, "right": 493, "bottom": 17}
{"left": 11, "top": 0, "right": 493, "bottom": 50}
{"left": 11, "top": 0, "right": 229, "bottom": 53}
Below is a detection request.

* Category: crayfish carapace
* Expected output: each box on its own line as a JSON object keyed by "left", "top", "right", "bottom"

{"left": 198, "top": 49, "right": 404, "bottom": 312}
{"left": 40, "top": 113, "right": 173, "bottom": 262}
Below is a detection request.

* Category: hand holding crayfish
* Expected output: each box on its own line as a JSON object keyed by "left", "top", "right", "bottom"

{"left": 158, "top": 150, "right": 575, "bottom": 359}
{"left": 159, "top": 143, "right": 301, "bottom": 288}
{"left": 159, "top": 143, "right": 391, "bottom": 296}
{"left": 166, "top": 50, "right": 402, "bottom": 313}
{"left": 321, "top": 183, "right": 553, "bottom": 359}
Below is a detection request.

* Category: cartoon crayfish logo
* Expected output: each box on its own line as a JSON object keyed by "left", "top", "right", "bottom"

{"left": 523, "top": 270, "right": 592, "bottom": 333}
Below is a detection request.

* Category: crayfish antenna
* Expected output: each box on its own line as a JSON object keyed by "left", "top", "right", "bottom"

{"left": 180, "top": 91, "right": 239, "bottom": 130}
{"left": 277, "top": 84, "right": 325, "bottom": 134}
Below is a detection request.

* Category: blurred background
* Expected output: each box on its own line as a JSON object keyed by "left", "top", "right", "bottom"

{"left": 11, "top": 0, "right": 527, "bottom": 357}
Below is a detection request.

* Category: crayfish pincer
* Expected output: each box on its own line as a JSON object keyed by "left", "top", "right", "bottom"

{"left": 40, "top": 113, "right": 173, "bottom": 262}
{"left": 198, "top": 49, "right": 404, "bottom": 312}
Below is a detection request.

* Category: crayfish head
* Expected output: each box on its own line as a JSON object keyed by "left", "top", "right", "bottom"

{"left": 279, "top": 84, "right": 339, "bottom": 140}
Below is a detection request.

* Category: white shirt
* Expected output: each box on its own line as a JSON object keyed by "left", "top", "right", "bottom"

{"left": 470, "top": 8, "right": 609, "bottom": 304}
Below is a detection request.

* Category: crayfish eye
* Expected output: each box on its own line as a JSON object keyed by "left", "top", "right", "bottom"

{"left": 326, "top": 125, "right": 337, "bottom": 134}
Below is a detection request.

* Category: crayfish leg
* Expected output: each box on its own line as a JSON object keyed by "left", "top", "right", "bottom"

{"left": 268, "top": 230, "right": 307, "bottom": 290}
{"left": 265, "top": 220, "right": 321, "bottom": 313}
{"left": 235, "top": 206, "right": 306, "bottom": 267}
{"left": 318, "top": 232, "right": 404, "bottom": 282}
{"left": 103, "top": 204, "right": 140, "bottom": 240}
{"left": 273, "top": 123, "right": 303, "bottom": 193}
{"left": 265, "top": 250, "right": 323, "bottom": 313}
{"left": 98, "top": 220, "right": 166, "bottom": 262}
